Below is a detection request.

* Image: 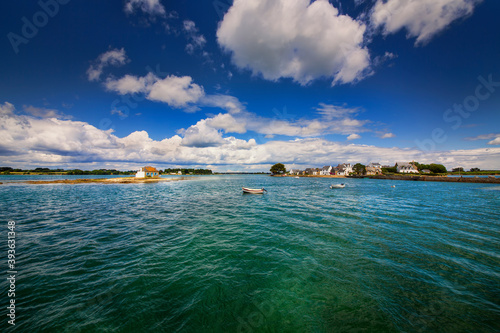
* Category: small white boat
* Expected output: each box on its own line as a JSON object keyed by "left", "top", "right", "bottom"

{"left": 242, "top": 187, "right": 267, "bottom": 194}
{"left": 330, "top": 184, "right": 345, "bottom": 189}
{"left": 294, "top": 176, "right": 300, "bottom": 179}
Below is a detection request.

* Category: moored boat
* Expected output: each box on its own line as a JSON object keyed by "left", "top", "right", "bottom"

{"left": 330, "top": 184, "right": 345, "bottom": 189}
{"left": 242, "top": 187, "right": 267, "bottom": 194}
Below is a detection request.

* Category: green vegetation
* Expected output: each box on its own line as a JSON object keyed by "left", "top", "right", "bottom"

{"left": 161, "top": 168, "right": 212, "bottom": 175}
{"left": 0, "top": 167, "right": 135, "bottom": 175}
{"left": 353, "top": 163, "right": 366, "bottom": 175}
{"left": 0, "top": 167, "right": 212, "bottom": 175}
{"left": 412, "top": 162, "right": 447, "bottom": 174}
{"left": 270, "top": 163, "right": 286, "bottom": 174}
{"left": 66, "top": 169, "right": 135, "bottom": 175}
{"left": 449, "top": 170, "right": 499, "bottom": 175}
{"left": 382, "top": 166, "right": 397, "bottom": 174}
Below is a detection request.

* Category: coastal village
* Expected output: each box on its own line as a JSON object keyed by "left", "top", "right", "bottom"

{"left": 288, "top": 162, "right": 421, "bottom": 176}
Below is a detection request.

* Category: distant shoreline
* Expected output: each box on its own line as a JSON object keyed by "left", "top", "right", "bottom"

{"left": 271, "top": 174, "right": 500, "bottom": 184}
{"left": 366, "top": 175, "right": 500, "bottom": 184}
{"left": 273, "top": 174, "right": 347, "bottom": 178}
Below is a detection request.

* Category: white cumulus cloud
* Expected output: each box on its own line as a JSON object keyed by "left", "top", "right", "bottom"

{"left": 1, "top": 101, "right": 499, "bottom": 171}
{"left": 488, "top": 137, "right": 500, "bottom": 145}
{"left": 148, "top": 75, "right": 205, "bottom": 108}
{"left": 104, "top": 72, "right": 246, "bottom": 114}
{"left": 105, "top": 73, "right": 204, "bottom": 108}
{"left": 0, "top": 102, "right": 15, "bottom": 116}
{"left": 217, "top": 0, "right": 371, "bottom": 85}
{"left": 206, "top": 113, "right": 247, "bottom": 134}
{"left": 23, "top": 105, "right": 71, "bottom": 119}
{"left": 87, "top": 48, "right": 129, "bottom": 82}
{"left": 371, "top": 0, "right": 482, "bottom": 45}
{"left": 380, "top": 132, "right": 395, "bottom": 139}
{"left": 465, "top": 133, "right": 500, "bottom": 145}
{"left": 183, "top": 20, "right": 207, "bottom": 55}
{"left": 180, "top": 119, "right": 225, "bottom": 148}
{"left": 124, "top": 0, "right": 166, "bottom": 16}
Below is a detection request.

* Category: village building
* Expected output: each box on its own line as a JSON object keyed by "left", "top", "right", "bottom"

{"left": 367, "top": 162, "right": 382, "bottom": 169}
{"left": 320, "top": 166, "right": 333, "bottom": 175}
{"left": 396, "top": 162, "right": 419, "bottom": 174}
{"left": 135, "top": 166, "right": 160, "bottom": 178}
{"left": 366, "top": 162, "right": 382, "bottom": 175}
{"left": 304, "top": 168, "right": 315, "bottom": 175}
{"left": 366, "top": 167, "right": 382, "bottom": 175}
{"left": 335, "top": 163, "right": 353, "bottom": 176}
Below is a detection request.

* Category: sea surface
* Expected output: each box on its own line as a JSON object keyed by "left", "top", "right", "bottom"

{"left": 1, "top": 175, "right": 499, "bottom": 332}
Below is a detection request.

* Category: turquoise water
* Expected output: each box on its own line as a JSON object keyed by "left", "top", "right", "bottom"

{"left": 1, "top": 175, "right": 499, "bottom": 332}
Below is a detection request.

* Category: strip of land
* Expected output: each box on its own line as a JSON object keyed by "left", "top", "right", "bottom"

{"left": 275, "top": 175, "right": 347, "bottom": 178}
{"left": 275, "top": 173, "right": 499, "bottom": 184}
{"left": 5, "top": 177, "right": 189, "bottom": 185}
{"left": 366, "top": 175, "right": 500, "bottom": 184}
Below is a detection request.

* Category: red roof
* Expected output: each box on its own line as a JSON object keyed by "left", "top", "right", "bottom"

{"left": 143, "top": 166, "right": 158, "bottom": 172}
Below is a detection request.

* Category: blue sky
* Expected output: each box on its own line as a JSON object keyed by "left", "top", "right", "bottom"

{"left": 1, "top": 0, "right": 499, "bottom": 171}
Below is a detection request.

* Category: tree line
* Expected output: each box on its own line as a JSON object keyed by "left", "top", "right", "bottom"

{"left": 161, "top": 168, "right": 213, "bottom": 175}
{"left": 0, "top": 167, "right": 213, "bottom": 175}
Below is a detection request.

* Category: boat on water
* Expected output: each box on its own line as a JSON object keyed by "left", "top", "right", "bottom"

{"left": 330, "top": 184, "right": 345, "bottom": 189}
{"left": 294, "top": 176, "right": 300, "bottom": 179}
{"left": 242, "top": 187, "right": 267, "bottom": 194}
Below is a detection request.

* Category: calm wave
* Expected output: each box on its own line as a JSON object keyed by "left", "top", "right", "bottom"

{"left": 1, "top": 175, "right": 499, "bottom": 332}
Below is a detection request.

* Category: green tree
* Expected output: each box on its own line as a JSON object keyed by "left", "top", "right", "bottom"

{"left": 470, "top": 167, "right": 480, "bottom": 172}
{"left": 382, "top": 165, "right": 397, "bottom": 174}
{"left": 270, "top": 163, "right": 286, "bottom": 174}
{"left": 353, "top": 163, "right": 366, "bottom": 175}
{"left": 428, "top": 164, "right": 447, "bottom": 174}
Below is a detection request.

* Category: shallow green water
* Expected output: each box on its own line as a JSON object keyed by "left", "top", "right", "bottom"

{"left": 1, "top": 175, "right": 499, "bottom": 332}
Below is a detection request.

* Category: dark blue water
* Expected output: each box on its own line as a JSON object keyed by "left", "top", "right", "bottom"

{"left": 1, "top": 175, "right": 499, "bottom": 332}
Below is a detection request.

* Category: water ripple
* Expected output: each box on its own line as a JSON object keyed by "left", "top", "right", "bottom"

{"left": 1, "top": 175, "right": 499, "bottom": 332}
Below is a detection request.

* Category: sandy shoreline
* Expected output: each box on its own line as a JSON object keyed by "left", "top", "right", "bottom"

{"left": 6, "top": 177, "right": 189, "bottom": 185}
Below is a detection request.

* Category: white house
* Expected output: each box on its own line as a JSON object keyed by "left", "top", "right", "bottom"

{"left": 136, "top": 166, "right": 160, "bottom": 178}
{"left": 320, "top": 166, "right": 333, "bottom": 175}
{"left": 335, "top": 163, "right": 353, "bottom": 176}
{"left": 289, "top": 169, "right": 300, "bottom": 175}
{"left": 397, "top": 162, "right": 419, "bottom": 174}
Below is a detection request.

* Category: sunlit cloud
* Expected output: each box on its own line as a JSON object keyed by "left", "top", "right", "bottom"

{"left": 1, "top": 101, "right": 498, "bottom": 171}
{"left": 87, "top": 48, "right": 129, "bottom": 82}
{"left": 217, "top": 0, "right": 371, "bottom": 85}
{"left": 371, "top": 0, "right": 483, "bottom": 45}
